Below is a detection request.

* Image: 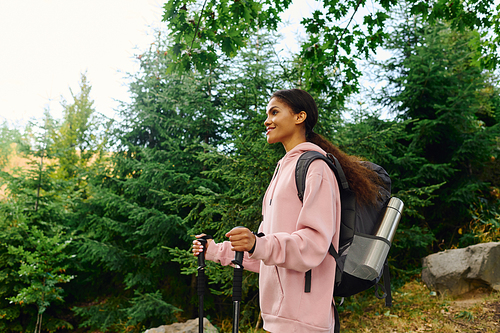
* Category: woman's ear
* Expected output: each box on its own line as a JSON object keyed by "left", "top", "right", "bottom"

{"left": 295, "top": 111, "right": 307, "bottom": 125}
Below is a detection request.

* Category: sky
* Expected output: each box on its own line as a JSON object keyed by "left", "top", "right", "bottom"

{"left": 0, "top": 0, "right": 322, "bottom": 127}
{"left": 0, "top": 0, "right": 168, "bottom": 125}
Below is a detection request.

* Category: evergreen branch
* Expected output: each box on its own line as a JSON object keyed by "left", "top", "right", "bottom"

{"left": 339, "top": 120, "right": 412, "bottom": 150}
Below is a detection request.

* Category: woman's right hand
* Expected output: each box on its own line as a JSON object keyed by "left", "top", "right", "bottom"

{"left": 192, "top": 234, "right": 213, "bottom": 256}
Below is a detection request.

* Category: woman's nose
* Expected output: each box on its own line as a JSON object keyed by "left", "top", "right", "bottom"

{"left": 264, "top": 115, "right": 271, "bottom": 127}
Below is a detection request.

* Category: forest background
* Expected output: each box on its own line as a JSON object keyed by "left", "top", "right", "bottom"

{"left": 0, "top": 0, "right": 500, "bottom": 332}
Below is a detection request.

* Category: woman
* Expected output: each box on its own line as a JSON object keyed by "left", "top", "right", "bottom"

{"left": 193, "top": 89, "right": 380, "bottom": 332}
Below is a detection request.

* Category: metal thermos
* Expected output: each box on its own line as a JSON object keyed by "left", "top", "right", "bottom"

{"left": 375, "top": 197, "right": 404, "bottom": 242}
{"left": 346, "top": 197, "right": 404, "bottom": 281}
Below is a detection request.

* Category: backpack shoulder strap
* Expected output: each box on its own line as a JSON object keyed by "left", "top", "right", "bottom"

{"left": 297, "top": 151, "right": 348, "bottom": 294}
{"left": 295, "top": 151, "right": 349, "bottom": 202}
{"left": 296, "top": 150, "right": 358, "bottom": 250}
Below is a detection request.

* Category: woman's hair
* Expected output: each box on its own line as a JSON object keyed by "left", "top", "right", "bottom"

{"left": 271, "top": 89, "right": 380, "bottom": 205}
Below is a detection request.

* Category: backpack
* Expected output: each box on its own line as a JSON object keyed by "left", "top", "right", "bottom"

{"left": 295, "top": 151, "right": 403, "bottom": 312}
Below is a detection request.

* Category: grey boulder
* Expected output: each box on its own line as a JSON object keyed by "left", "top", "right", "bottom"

{"left": 421, "top": 242, "right": 500, "bottom": 296}
{"left": 145, "top": 318, "right": 218, "bottom": 333}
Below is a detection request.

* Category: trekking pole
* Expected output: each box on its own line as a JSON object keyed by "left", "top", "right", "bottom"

{"left": 197, "top": 235, "right": 212, "bottom": 333}
{"left": 232, "top": 250, "right": 244, "bottom": 333}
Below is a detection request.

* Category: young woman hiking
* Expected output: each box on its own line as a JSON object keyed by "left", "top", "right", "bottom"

{"left": 192, "top": 89, "right": 380, "bottom": 332}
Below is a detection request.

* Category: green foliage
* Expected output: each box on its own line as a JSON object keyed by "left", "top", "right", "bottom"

{"left": 0, "top": 122, "right": 21, "bottom": 169}
{"left": 332, "top": 112, "right": 437, "bottom": 272}
{"left": 191, "top": 36, "right": 289, "bottom": 236}
{"left": 52, "top": 72, "right": 110, "bottom": 180}
{"left": 161, "top": 0, "right": 500, "bottom": 104}
{"left": 373, "top": 10, "right": 500, "bottom": 250}
{"left": 0, "top": 74, "right": 112, "bottom": 332}
{"left": 125, "top": 290, "right": 182, "bottom": 325}
{"left": 72, "top": 31, "right": 296, "bottom": 331}
{"left": 1, "top": 5, "right": 499, "bottom": 331}
{"left": 461, "top": 197, "right": 500, "bottom": 246}
{"left": 70, "top": 31, "right": 227, "bottom": 330}
{"left": 72, "top": 291, "right": 181, "bottom": 332}
{"left": 0, "top": 122, "right": 77, "bottom": 332}
{"left": 6, "top": 224, "right": 75, "bottom": 333}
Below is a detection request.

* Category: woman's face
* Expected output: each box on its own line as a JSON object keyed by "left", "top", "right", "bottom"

{"left": 264, "top": 97, "right": 305, "bottom": 149}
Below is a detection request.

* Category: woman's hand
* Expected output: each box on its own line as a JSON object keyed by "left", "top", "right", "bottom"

{"left": 192, "top": 234, "right": 213, "bottom": 256}
{"left": 226, "top": 227, "right": 256, "bottom": 252}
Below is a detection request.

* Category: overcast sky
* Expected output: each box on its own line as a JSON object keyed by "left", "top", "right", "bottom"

{"left": 0, "top": 0, "right": 322, "bottom": 127}
{"left": 0, "top": 1, "right": 165, "bottom": 125}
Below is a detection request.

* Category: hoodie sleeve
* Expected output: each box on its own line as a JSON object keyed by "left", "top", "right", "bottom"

{"left": 249, "top": 160, "right": 340, "bottom": 272}
{"left": 206, "top": 241, "right": 261, "bottom": 273}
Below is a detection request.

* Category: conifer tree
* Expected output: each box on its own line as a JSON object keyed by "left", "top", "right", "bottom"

{"left": 52, "top": 72, "right": 109, "bottom": 181}
{"left": 0, "top": 116, "right": 76, "bottom": 332}
{"left": 71, "top": 31, "right": 227, "bottom": 330}
{"left": 168, "top": 33, "right": 355, "bottom": 328}
{"left": 373, "top": 9, "right": 500, "bottom": 248}
{"left": 0, "top": 122, "right": 22, "bottom": 170}
{"left": 170, "top": 36, "right": 290, "bottom": 327}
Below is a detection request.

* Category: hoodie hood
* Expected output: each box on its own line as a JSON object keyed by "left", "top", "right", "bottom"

{"left": 280, "top": 142, "right": 327, "bottom": 166}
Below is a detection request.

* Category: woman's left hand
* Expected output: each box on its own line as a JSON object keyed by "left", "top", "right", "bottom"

{"left": 226, "top": 227, "right": 256, "bottom": 252}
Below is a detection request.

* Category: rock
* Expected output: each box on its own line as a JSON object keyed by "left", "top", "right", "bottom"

{"left": 421, "top": 242, "right": 500, "bottom": 296}
{"left": 144, "top": 318, "right": 218, "bottom": 333}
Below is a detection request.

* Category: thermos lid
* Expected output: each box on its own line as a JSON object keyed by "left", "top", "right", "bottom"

{"left": 387, "top": 197, "right": 404, "bottom": 213}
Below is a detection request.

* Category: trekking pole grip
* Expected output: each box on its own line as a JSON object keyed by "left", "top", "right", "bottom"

{"left": 232, "top": 250, "right": 244, "bottom": 333}
{"left": 197, "top": 239, "right": 207, "bottom": 299}
{"left": 197, "top": 235, "right": 213, "bottom": 295}
{"left": 196, "top": 235, "right": 213, "bottom": 269}
{"left": 196, "top": 235, "right": 212, "bottom": 333}
{"left": 198, "top": 238, "right": 207, "bottom": 269}
{"left": 232, "top": 251, "right": 244, "bottom": 302}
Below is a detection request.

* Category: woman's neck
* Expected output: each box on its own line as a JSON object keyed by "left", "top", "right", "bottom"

{"left": 283, "top": 136, "right": 307, "bottom": 152}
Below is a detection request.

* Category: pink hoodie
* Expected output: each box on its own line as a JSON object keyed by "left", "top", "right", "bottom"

{"left": 206, "top": 142, "right": 341, "bottom": 332}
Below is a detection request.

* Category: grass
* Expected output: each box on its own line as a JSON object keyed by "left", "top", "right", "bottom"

{"left": 338, "top": 280, "right": 500, "bottom": 333}
{"left": 216, "top": 280, "right": 500, "bottom": 333}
